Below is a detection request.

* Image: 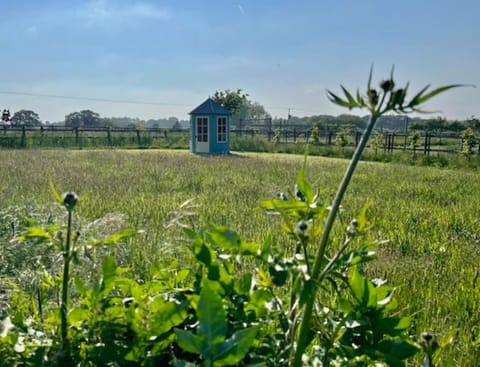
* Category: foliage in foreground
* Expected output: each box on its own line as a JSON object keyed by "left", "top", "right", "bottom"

{"left": 0, "top": 172, "right": 424, "bottom": 367}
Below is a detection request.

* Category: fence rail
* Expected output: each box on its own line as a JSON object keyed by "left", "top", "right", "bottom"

{"left": 0, "top": 125, "right": 189, "bottom": 149}
{"left": 0, "top": 124, "right": 476, "bottom": 156}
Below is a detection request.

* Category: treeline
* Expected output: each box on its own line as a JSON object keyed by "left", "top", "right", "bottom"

{"left": 1, "top": 109, "right": 190, "bottom": 129}
{"left": 273, "top": 114, "right": 480, "bottom": 133}
{"left": 2, "top": 106, "right": 479, "bottom": 135}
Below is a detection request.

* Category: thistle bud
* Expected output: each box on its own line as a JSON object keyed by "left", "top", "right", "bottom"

{"left": 63, "top": 192, "right": 78, "bottom": 211}
{"left": 297, "top": 220, "right": 308, "bottom": 232}
{"left": 380, "top": 79, "right": 395, "bottom": 92}
{"left": 294, "top": 184, "right": 306, "bottom": 202}
{"left": 346, "top": 218, "right": 359, "bottom": 238}
{"left": 420, "top": 331, "right": 439, "bottom": 354}
{"left": 367, "top": 89, "right": 379, "bottom": 107}
{"left": 294, "top": 220, "right": 311, "bottom": 239}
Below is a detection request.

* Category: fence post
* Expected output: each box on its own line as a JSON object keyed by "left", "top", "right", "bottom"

{"left": 107, "top": 126, "right": 112, "bottom": 146}
{"left": 355, "top": 131, "right": 360, "bottom": 147}
{"left": 40, "top": 126, "right": 44, "bottom": 147}
{"left": 136, "top": 129, "right": 141, "bottom": 147}
{"left": 268, "top": 118, "right": 272, "bottom": 141}
{"left": 75, "top": 127, "right": 79, "bottom": 146}
{"left": 424, "top": 132, "right": 429, "bottom": 155}
{"left": 21, "top": 125, "right": 26, "bottom": 148}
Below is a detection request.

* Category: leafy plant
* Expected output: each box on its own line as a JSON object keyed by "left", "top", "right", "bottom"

{"left": 291, "top": 67, "right": 465, "bottom": 366}
{"left": 461, "top": 127, "right": 477, "bottom": 156}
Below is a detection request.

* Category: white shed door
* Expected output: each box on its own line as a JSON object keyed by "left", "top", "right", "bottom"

{"left": 196, "top": 117, "right": 209, "bottom": 153}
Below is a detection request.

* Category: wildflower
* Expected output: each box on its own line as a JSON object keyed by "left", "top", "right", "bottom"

{"left": 63, "top": 192, "right": 78, "bottom": 211}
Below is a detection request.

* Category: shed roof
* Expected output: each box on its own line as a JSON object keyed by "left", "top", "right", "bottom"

{"left": 189, "top": 98, "right": 231, "bottom": 115}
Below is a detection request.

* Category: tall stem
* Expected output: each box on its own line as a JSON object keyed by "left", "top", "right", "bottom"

{"left": 292, "top": 111, "right": 380, "bottom": 366}
{"left": 61, "top": 209, "right": 73, "bottom": 355}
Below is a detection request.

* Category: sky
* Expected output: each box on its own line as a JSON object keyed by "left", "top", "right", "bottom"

{"left": 0, "top": 0, "right": 478, "bottom": 122}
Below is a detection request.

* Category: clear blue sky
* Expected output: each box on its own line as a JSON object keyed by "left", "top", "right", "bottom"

{"left": 0, "top": 0, "right": 478, "bottom": 122}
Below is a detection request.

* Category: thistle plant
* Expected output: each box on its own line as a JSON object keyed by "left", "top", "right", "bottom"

{"left": 59, "top": 190, "right": 78, "bottom": 360}
{"left": 292, "top": 67, "right": 466, "bottom": 366}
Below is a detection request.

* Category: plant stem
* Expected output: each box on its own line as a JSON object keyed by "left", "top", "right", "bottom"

{"left": 292, "top": 111, "right": 380, "bottom": 366}
{"left": 61, "top": 209, "right": 73, "bottom": 356}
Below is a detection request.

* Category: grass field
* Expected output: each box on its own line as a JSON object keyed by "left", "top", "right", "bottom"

{"left": 0, "top": 149, "right": 479, "bottom": 365}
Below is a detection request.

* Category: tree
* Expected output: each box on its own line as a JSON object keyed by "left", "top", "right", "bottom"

{"left": 65, "top": 110, "right": 101, "bottom": 128}
{"left": 10, "top": 110, "right": 42, "bottom": 126}
{"left": 237, "top": 100, "right": 271, "bottom": 122}
{"left": 212, "top": 89, "right": 271, "bottom": 129}
{"left": 212, "top": 89, "right": 248, "bottom": 116}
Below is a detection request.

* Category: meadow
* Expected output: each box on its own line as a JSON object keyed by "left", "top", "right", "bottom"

{"left": 0, "top": 149, "right": 479, "bottom": 365}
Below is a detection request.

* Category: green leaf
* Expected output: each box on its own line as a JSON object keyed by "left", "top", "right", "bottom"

{"left": 357, "top": 201, "right": 371, "bottom": 231}
{"left": 214, "top": 325, "right": 259, "bottom": 365}
{"left": 193, "top": 239, "right": 213, "bottom": 266}
{"left": 377, "top": 339, "right": 419, "bottom": 360}
{"left": 261, "top": 199, "right": 308, "bottom": 212}
{"left": 269, "top": 262, "right": 289, "bottom": 287}
{"left": 376, "top": 317, "right": 412, "bottom": 336}
{"left": 416, "top": 84, "right": 469, "bottom": 105}
{"left": 341, "top": 85, "right": 358, "bottom": 109}
{"left": 49, "top": 180, "right": 63, "bottom": 205}
{"left": 18, "top": 226, "right": 51, "bottom": 243}
{"left": 197, "top": 281, "right": 227, "bottom": 348}
{"left": 94, "top": 229, "right": 134, "bottom": 246}
{"left": 174, "top": 329, "right": 205, "bottom": 354}
{"left": 297, "top": 156, "right": 315, "bottom": 203}
{"left": 407, "top": 85, "right": 431, "bottom": 108}
{"left": 150, "top": 298, "right": 189, "bottom": 335}
{"left": 367, "top": 64, "right": 373, "bottom": 92}
{"left": 175, "top": 268, "right": 190, "bottom": 283}
{"left": 349, "top": 266, "right": 369, "bottom": 307}
{"left": 207, "top": 262, "right": 232, "bottom": 286}
{"left": 207, "top": 225, "right": 241, "bottom": 250}
{"left": 327, "top": 91, "right": 351, "bottom": 108}
{"left": 74, "top": 277, "right": 86, "bottom": 296}
{"left": 337, "top": 297, "right": 353, "bottom": 314}
{"left": 101, "top": 255, "right": 117, "bottom": 288}
{"left": 68, "top": 307, "right": 89, "bottom": 326}
{"left": 233, "top": 273, "right": 252, "bottom": 295}
{"left": 245, "top": 289, "right": 272, "bottom": 318}
{"left": 356, "top": 89, "right": 366, "bottom": 107}
{"left": 238, "top": 240, "right": 259, "bottom": 256}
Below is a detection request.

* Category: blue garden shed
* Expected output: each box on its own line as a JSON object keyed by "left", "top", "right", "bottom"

{"left": 189, "top": 98, "right": 231, "bottom": 154}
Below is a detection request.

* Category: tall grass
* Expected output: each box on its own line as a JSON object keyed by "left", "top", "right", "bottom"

{"left": 0, "top": 149, "right": 479, "bottom": 365}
